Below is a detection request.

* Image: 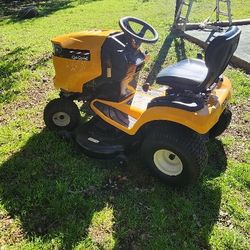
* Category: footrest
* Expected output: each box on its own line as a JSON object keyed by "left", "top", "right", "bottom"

{"left": 93, "top": 101, "right": 137, "bottom": 129}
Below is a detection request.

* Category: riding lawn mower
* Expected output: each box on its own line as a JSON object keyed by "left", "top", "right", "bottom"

{"left": 43, "top": 17, "right": 241, "bottom": 186}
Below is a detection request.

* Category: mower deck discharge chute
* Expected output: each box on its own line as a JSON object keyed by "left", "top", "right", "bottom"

{"left": 44, "top": 17, "right": 241, "bottom": 186}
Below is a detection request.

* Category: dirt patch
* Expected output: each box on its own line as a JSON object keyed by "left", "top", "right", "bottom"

{"left": 68, "top": 175, "right": 130, "bottom": 198}
{"left": 88, "top": 220, "right": 114, "bottom": 247}
{"left": 223, "top": 103, "right": 250, "bottom": 161}
{"left": 217, "top": 210, "right": 233, "bottom": 229}
{"left": 228, "top": 103, "right": 250, "bottom": 137}
{"left": 0, "top": 213, "right": 25, "bottom": 245}
{"left": 29, "top": 53, "right": 52, "bottom": 71}
{"left": 0, "top": 74, "right": 53, "bottom": 126}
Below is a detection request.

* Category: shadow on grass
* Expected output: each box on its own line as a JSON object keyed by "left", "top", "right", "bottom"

{"left": 4, "top": 0, "right": 72, "bottom": 23}
{"left": 1, "top": 0, "right": 102, "bottom": 23}
{"left": 0, "top": 46, "right": 30, "bottom": 103}
{"left": 0, "top": 128, "right": 227, "bottom": 248}
{"left": 145, "top": 32, "right": 175, "bottom": 84}
{"left": 0, "top": 46, "right": 52, "bottom": 104}
{"left": 206, "top": 138, "right": 228, "bottom": 177}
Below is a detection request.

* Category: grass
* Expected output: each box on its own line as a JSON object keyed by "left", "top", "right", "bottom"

{"left": 0, "top": 0, "right": 250, "bottom": 249}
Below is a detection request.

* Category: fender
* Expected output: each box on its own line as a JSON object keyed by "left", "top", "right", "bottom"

{"left": 90, "top": 77, "right": 232, "bottom": 135}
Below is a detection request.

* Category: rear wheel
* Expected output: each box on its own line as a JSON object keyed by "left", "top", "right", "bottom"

{"left": 209, "top": 107, "right": 232, "bottom": 139}
{"left": 44, "top": 98, "right": 80, "bottom": 131}
{"left": 141, "top": 125, "right": 208, "bottom": 186}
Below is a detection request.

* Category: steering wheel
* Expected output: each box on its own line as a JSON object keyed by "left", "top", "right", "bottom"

{"left": 119, "top": 16, "right": 158, "bottom": 44}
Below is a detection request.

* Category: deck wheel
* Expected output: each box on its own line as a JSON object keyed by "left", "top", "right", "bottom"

{"left": 44, "top": 98, "right": 80, "bottom": 131}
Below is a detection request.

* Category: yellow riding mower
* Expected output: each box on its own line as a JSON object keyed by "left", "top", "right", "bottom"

{"left": 44, "top": 17, "right": 241, "bottom": 186}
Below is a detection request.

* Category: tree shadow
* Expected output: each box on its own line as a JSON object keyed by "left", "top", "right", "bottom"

{"left": 37, "top": 0, "right": 73, "bottom": 18}
{"left": 0, "top": 46, "right": 30, "bottom": 103}
{"left": 206, "top": 138, "right": 228, "bottom": 178}
{"left": 1, "top": 0, "right": 102, "bottom": 23}
{"left": 0, "top": 129, "right": 107, "bottom": 248}
{"left": 145, "top": 32, "right": 176, "bottom": 85}
{"left": 0, "top": 127, "right": 228, "bottom": 248}
{"left": 6, "top": 0, "right": 72, "bottom": 23}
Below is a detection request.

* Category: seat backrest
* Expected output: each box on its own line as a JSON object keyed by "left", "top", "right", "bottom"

{"left": 198, "top": 26, "right": 241, "bottom": 92}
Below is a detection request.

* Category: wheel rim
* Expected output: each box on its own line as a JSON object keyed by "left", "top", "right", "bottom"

{"left": 52, "top": 112, "right": 71, "bottom": 127}
{"left": 153, "top": 149, "right": 183, "bottom": 176}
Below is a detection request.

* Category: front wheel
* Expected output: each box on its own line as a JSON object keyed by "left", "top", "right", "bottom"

{"left": 141, "top": 125, "right": 208, "bottom": 186}
{"left": 43, "top": 98, "right": 80, "bottom": 131}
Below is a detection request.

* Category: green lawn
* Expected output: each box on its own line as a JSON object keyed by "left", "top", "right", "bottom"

{"left": 0, "top": 0, "right": 250, "bottom": 249}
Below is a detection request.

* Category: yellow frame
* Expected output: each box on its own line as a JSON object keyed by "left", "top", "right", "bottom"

{"left": 52, "top": 30, "right": 117, "bottom": 92}
{"left": 90, "top": 77, "right": 232, "bottom": 135}
{"left": 51, "top": 29, "right": 232, "bottom": 136}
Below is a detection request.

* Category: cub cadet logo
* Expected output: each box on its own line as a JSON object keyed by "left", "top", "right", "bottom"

{"left": 68, "top": 50, "right": 90, "bottom": 61}
{"left": 71, "top": 54, "right": 89, "bottom": 61}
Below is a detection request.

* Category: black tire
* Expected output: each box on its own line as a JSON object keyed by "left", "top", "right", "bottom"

{"left": 209, "top": 107, "right": 232, "bottom": 139}
{"left": 43, "top": 98, "right": 80, "bottom": 131}
{"left": 141, "top": 125, "right": 208, "bottom": 186}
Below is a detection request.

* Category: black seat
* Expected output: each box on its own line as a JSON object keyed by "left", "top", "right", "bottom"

{"left": 156, "top": 59, "right": 208, "bottom": 92}
{"left": 156, "top": 26, "right": 241, "bottom": 93}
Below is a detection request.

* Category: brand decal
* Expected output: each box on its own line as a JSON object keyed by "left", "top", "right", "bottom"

{"left": 88, "top": 137, "right": 99, "bottom": 144}
{"left": 54, "top": 47, "right": 91, "bottom": 61}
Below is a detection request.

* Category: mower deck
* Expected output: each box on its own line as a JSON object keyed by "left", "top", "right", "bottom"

{"left": 74, "top": 117, "right": 136, "bottom": 158}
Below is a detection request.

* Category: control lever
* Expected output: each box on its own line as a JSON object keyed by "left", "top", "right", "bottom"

{"left": 142, "top": 82, "right": 150, "bottom": 92}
